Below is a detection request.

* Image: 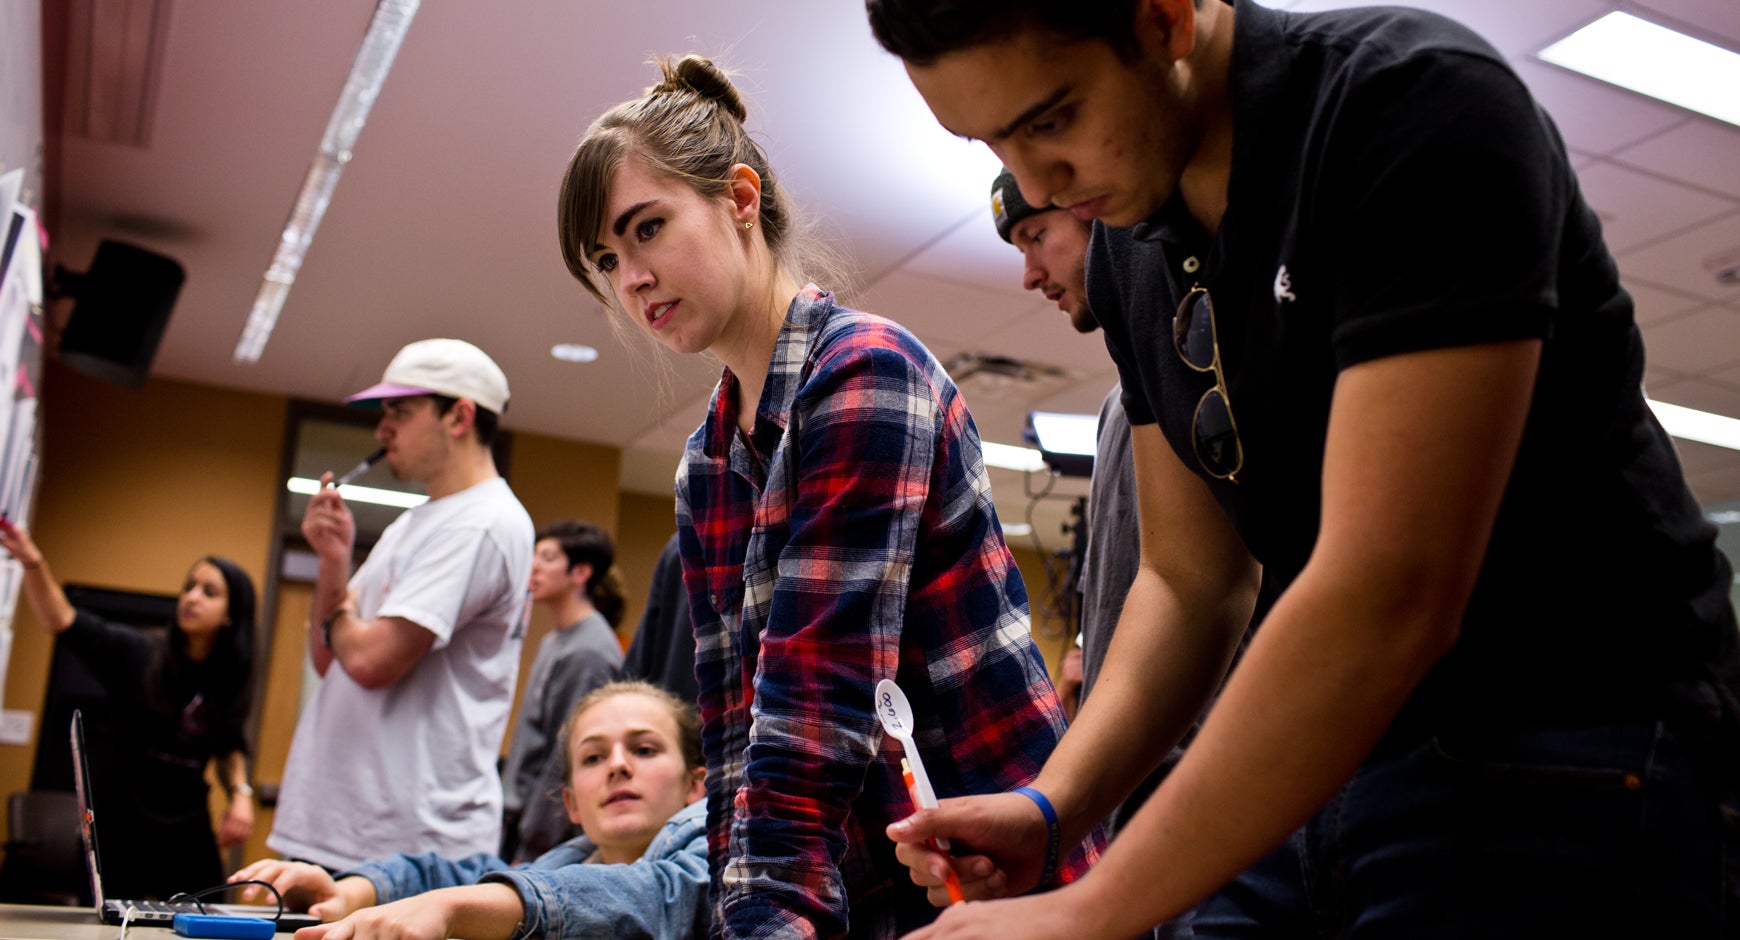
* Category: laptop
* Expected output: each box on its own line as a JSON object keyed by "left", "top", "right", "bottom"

{"left": 70, "top": 710, "right": 322, "bottom": 932}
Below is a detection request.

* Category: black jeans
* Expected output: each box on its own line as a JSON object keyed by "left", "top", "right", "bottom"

{"left": 1192, "top": 717, "right": 1740, "bottom": 938}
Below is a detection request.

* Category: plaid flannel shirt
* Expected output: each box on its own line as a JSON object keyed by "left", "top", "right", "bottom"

{"left": 676, "top": 287, "right": 1101, "bottom": 940}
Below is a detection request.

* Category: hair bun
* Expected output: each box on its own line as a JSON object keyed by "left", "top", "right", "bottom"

{"left": 658, "top": 54, "right": 747, "bottom": 123}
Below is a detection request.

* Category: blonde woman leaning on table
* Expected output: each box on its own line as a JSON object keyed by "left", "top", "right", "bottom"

{"left": 0, "top": 518, "right": 258, "bottom": 900}
{"left": 231, "top": 681, "right": 709, "bottom": 940}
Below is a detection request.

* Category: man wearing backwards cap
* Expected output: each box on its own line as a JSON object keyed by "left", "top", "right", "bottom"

{"left": 997, "top": 167, "right": 1200, "bottom": 938}
{"left": 268, "top": 338, "right": 535, "bottom": 870}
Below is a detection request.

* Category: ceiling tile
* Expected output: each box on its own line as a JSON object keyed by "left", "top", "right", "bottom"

{"left": 858, "top": 270, "right": 1042, "bottom": 351}
{"left": 1625, "top": 279, "right": 1709, "bottom": 326}
{"left": 1280, "top": 0, "right": 1609, "bottom": 58}
{"left": 1708, "top": 356, "right": 1740, "bottom": 388}
{"left": 1513, "top": 60, "right": 1690, "bottom": 155}
{"left": 1673, "top": 436, "right": 1740, "bottom": 476}
{"left": 1681, "top": 451, "right": 1740, "bottom": 505}
{"left": 1611, "top": 120, "right": 1740, "bottom": 201}
{"left": 1617, "top": 210, "right": 1740, "bottom": 304}
{"left": 1569, "top": 147, "right": 1602, "bottom": 171}
{"left": 1644, "top": 363, "right": 1689, "bottom": 395}
{"left": 625, "top": 390, "right": 716, "bottom": 456}
{"left": 1575, "top": 161, "right": 1738, "bottom": 253}
{"left": 895, "top": 203, "right": 1027, "bottom": 293}
{"left": 988, "top": 309, "right": 1126, "bottom": 374}
{"left": 1639, "top": 305, "right": 1740, "bottom": 374}
{"left": 1032, "top": 374, "right": 1127, "bottom": 418}
{"left": 1650, "top": 376, "right": 1740, "bottom": 419}
{"left": 1634, "top": 0, "right": 1740, "bottom": 48}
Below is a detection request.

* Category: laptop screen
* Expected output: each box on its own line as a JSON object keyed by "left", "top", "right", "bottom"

{"left": 68, "top": 709, "right": 108, "bottom": 917}
{"left": 66, "top": 709, "right": 322, "bottom": 932}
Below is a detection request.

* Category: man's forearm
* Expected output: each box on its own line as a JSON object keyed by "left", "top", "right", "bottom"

{"left": 1035, "top": 563, "right": 1253, "bottom": 845}
{"left": 312, "top": 553, "right": 352, "bottom": 626}
{"left": 307, "top": 554, "right": 352, "bottom": 674}
{"left": 1068, "top": 572, "right": 1456, "bottom": 934}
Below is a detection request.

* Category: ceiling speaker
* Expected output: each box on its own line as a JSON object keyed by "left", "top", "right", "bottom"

{"left": 57, "top": 240, "right": 184, "bottom": 388}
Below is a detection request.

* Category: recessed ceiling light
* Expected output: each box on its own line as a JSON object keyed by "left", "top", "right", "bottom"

{"left": 551, "top": 343, "right": 599, "bottom": 363}
{"left": 1539, "top": 12, "right": 1740, "bottom": 127}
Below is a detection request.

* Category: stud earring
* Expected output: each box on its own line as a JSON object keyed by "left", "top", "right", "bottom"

{"left": 744, "top": 221, "right": 754, "bottom": 230}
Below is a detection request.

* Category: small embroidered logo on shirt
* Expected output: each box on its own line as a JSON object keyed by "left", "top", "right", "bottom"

{"left": 1273, "top": 265, "right": 1297, "bottom": 303}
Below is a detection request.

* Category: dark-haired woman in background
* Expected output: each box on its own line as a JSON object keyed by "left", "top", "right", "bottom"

{"left": 500, "top": 519, "right": 625, "bottom": 863}
{"left": 0, "top": 518, "right": 257, "bottom": 899}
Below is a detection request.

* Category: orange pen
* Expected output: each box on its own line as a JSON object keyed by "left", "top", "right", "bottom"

{"left": 901, "top": 757, "right": 965, "bottom": 905}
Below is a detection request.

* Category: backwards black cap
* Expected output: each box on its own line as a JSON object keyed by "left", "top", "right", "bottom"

{"left": 990, "top": 166, "right": 1042, "bottom": 244}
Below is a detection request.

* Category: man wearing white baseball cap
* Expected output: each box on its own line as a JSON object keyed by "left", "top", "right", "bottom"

{"left": 268, "top": 338, "right": 535, "bottom": 870}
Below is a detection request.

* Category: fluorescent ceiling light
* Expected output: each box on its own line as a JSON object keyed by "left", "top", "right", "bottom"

{"left": 1026, "top": 412, "right": 1097, "bottom": 457}
{"left": 1648, "top": 399, "right": 1740, "bottom": 451}
{"left": 982, "top": 441, "right": 1048, "bottom": 474}
{"left": 1001, "top": 522, "right": 1033, "bottom": 537}
{"left": 286, "top": 476, "right": 428, "bottom": 509}
{"left": 234, "top": 0, "right": 422, "bottom": 363}
{"left": 1539, "top": 12, "right": 1740, "bottom": 126}
{"left": 1026, "top": 410, "right": 1098, "bottom": 477}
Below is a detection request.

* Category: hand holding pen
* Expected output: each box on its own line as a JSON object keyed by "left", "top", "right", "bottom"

{"left": 300, "top": 448, "right": 381, "bottom": 560}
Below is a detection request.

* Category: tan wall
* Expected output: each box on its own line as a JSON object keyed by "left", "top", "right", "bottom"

{"left": 0, "top": 364, "right": 286, "bottom": 845}
{"left": 613, "top": 490, "right": 679, "bottom": 646}
{"left": 1009, "top": 545, "right": 1077, "bottom": 681}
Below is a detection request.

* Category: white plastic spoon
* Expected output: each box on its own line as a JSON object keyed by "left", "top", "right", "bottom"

{"left": 875, "top": 678, "right": 964, "bottom": 904}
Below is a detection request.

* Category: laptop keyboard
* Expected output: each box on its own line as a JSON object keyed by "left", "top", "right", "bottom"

{"left": 115, "top": 900, "right": 203, "bottom": 921}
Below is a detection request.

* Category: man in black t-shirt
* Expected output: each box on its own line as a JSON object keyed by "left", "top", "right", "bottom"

{"left": 870, "top": 1, "right": 1740, "bottom": 937}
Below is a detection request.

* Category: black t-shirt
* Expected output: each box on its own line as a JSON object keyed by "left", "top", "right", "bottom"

{"left": 1086, "top": 0, "right": 1739, "bottom": 738}
{"left": 63, "top": 610, "right": 248, "bottom": 822}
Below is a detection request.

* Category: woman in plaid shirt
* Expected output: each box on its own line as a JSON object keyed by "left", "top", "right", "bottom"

{"left": 555, "top": 55, "right": 1101, "bottom": 940}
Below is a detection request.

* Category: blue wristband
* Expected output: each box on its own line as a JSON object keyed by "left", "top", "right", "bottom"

{"left": 1011, "top": 785, "right": 1061, "bottom": 886}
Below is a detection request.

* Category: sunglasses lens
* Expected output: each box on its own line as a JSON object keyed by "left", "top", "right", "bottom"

{"left": 1174, "top": 290, "right": 1216, "bottom": 370}
{"left": 1193, "top": 387, "right": 1241, "bottom": 478}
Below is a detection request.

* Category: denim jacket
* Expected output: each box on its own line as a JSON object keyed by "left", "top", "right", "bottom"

{"left": 343, "top": 800, "right": 707, "bottom": 940}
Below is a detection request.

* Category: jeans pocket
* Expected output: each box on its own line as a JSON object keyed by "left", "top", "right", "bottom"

{"left": 1425, "top": 720, "right": 1658, "bottom": 791}
{"left": 1413, "top": 720, "right": 1737, "bottom": 935}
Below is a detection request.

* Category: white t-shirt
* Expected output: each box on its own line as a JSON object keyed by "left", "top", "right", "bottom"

{"left": 268, "top": 476, "right": 534, "bottom": 869}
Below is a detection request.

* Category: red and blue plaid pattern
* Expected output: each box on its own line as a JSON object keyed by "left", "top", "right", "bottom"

{"left": 676, "top": 287, "right": 1101, "bottom": 939}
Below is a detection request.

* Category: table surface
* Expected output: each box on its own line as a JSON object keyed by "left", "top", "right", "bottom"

{"left": 0, "top": 904, "right": 155, "bottom": 940}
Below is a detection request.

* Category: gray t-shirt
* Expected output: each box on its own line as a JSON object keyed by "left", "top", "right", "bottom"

{"left": 1079, "top": 385, "right": 1138, "bottom": 704}
{"left": 1080, "top": 384, "right": 1181, "bottom": 836}
{"left": 269, "top": 476, "right": 534, "bottom": 869}
{"left": 501, "top": 610, "right": 622, "bottom": 861}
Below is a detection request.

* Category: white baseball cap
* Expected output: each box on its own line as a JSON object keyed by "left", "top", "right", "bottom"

{"left": 346, "top": 338, "right": 510, "bottom": 414}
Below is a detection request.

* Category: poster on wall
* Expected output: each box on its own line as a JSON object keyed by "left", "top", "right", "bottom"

{"left": 0, "top": 171, "right": 45, "bottom": 706}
